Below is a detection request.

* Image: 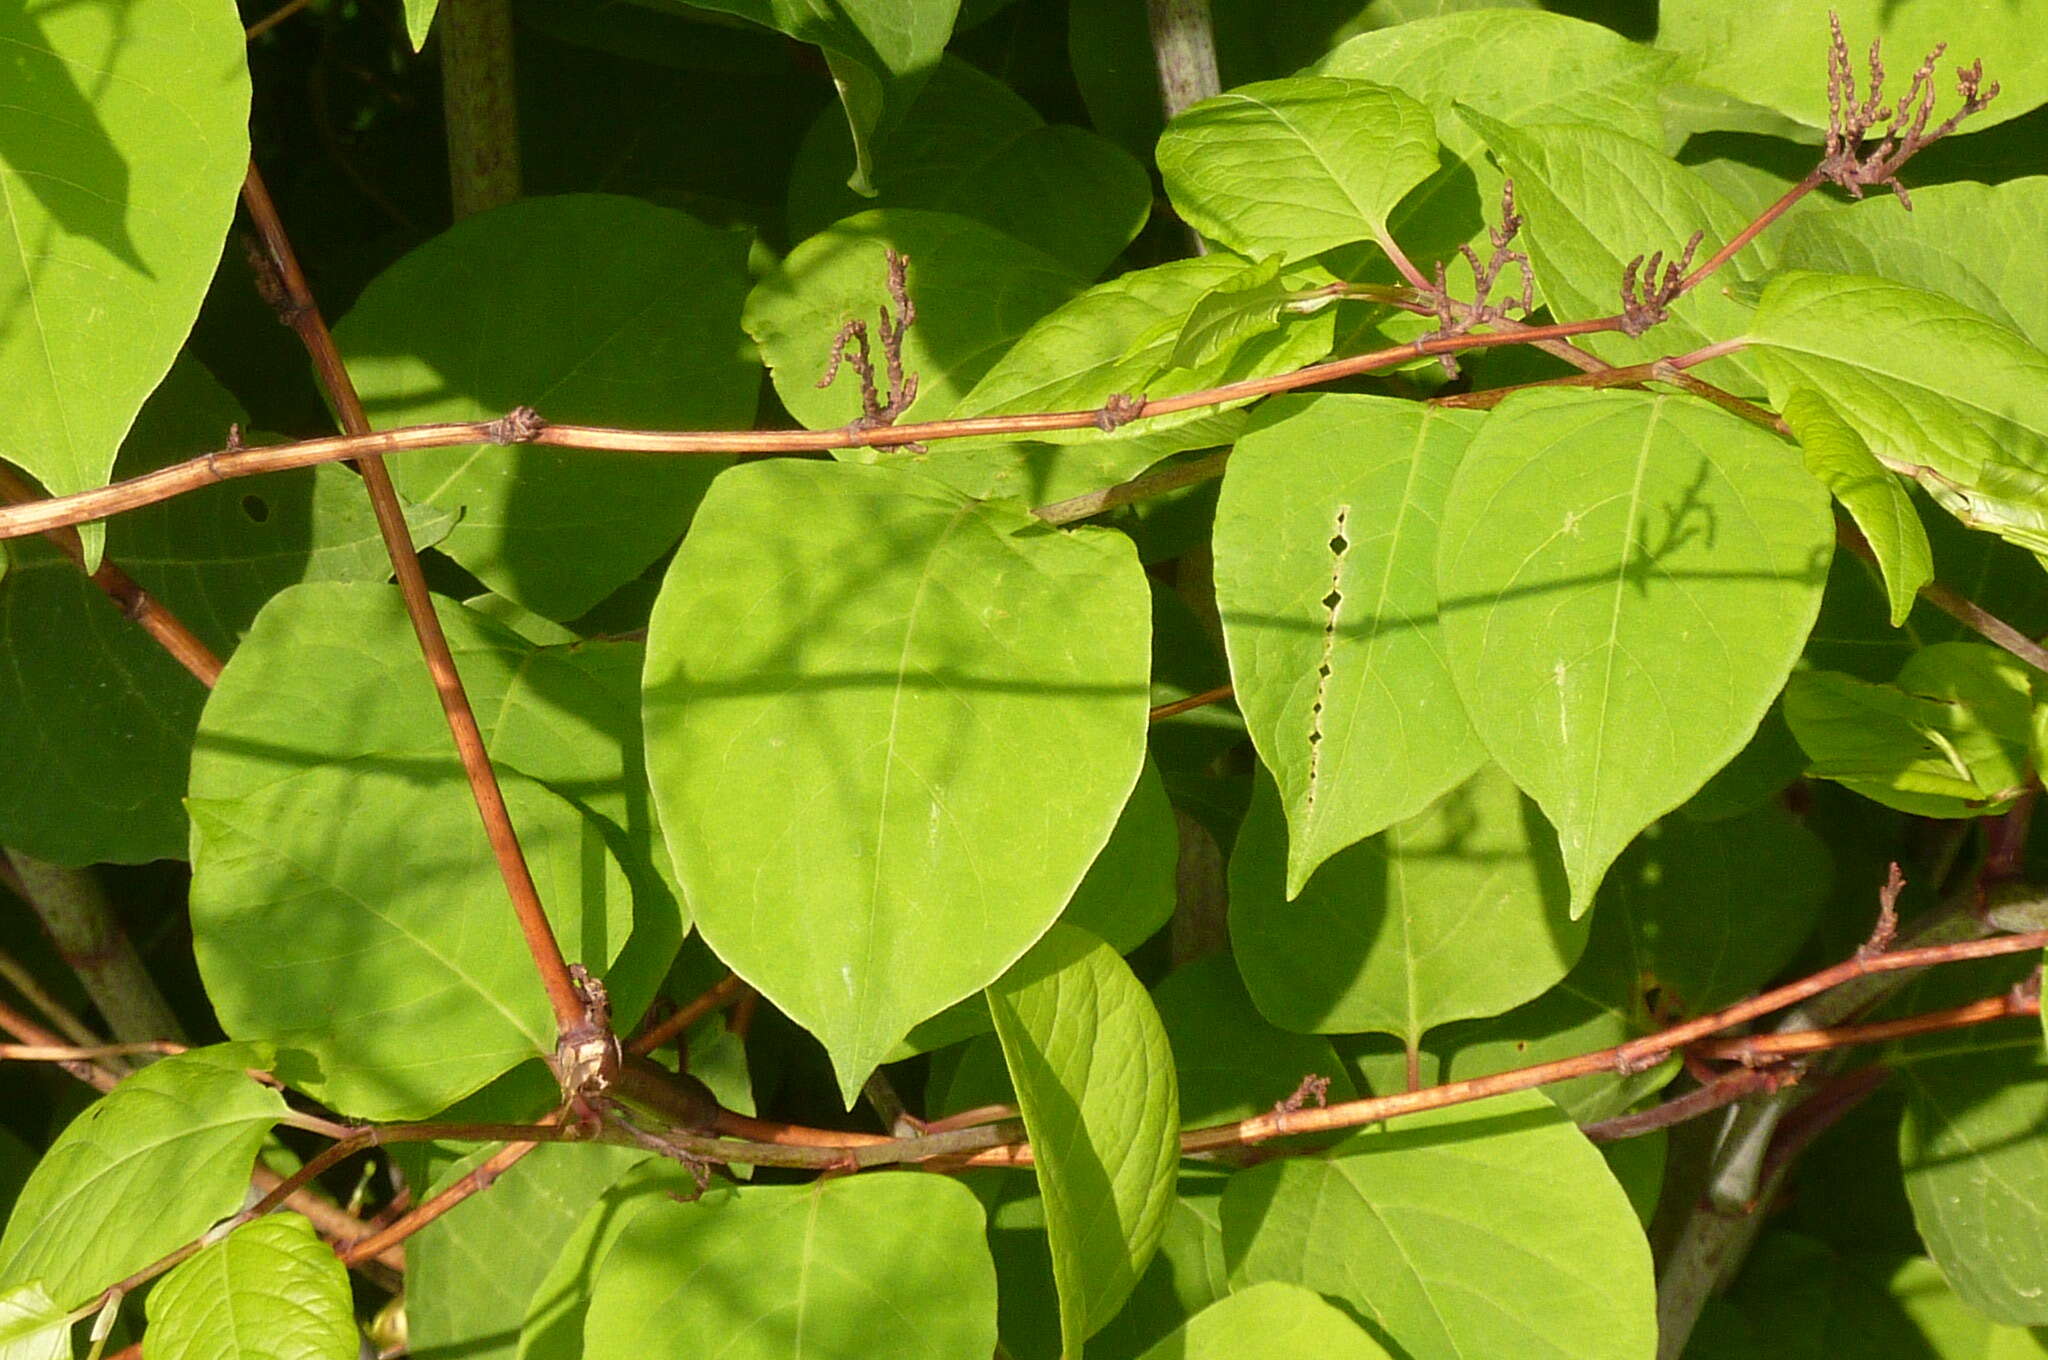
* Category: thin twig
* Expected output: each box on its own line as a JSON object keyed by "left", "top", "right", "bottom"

{"left": 1148, "top": 684, "right": 1235, "bottom": 723}
{"left": 627, "top": 972, "right": 750, "bottom": 1058}
{"left": 243, "top": 0, "right": 314, "bottom": 40}
{"left": 0, "top": 945, "right": 108, "bottom": 1050}
{"left": 0, "top": 314, "right": 1649, "bottom": 541}
{"left": 0, "top": 464, "right": 222, "bottom": 685}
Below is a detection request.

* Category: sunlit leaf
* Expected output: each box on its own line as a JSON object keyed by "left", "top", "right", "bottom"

{"left": 145, "top": 1215, "right": 356, "bottom": 1360}
{"left": 584, "top": 1178, "right": 997, "bottom": 1357}
{"left": 1158, "top": 77, "right": 1439, "bottom": 260}
{"left": 1215, "top": 393, "right": 1487, "bottom": 889}
{"left": 1438, "top": 389, "right": 1831, "bottom": 914}
{"left": 643, "top": 460, "right": 1149, "bottom": 1098}
{"left": 0, "top": 1045, "right": 285, "bottom": 1310}
{"left": 0, "top": 0, "right": 249, "bottom": 569}
{"left": 1225, "top": 1090, "right": 1655, "bottom": 1359}
{"left": 988, "top": 925, "right": 1178, "bottom": 1353}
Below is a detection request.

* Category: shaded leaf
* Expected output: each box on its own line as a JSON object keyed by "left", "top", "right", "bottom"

{"left": 1899, "top": 1019, "right": 2048, "bottom": 1324}
{"left": 518, "top": 1157, "right": 705, "bottom": 1360}
{"left": 1136, "top": 1282, "right": 1393, "bottom": 1359}
{"left": 988, "top": 925, "right": 1179, "bottom": 1353}
{"left": 642, "top": 460, "right": 1149, "bottom": 1099}
{"left": 1439, "top": 389, "right": 1830, "bottom": 914}
{"left": 1215, "top": 393, "right": 1487, "bottom": 889}
{"left": 190, "top": 763, "right": 630, "bottom": 1120}
{"left": 1151, "top": 955, "right": 1357, "bottom": 1127}
{"left": 337, "top": 194, "right": 758, "bottom": 620}
{"left": 657, "top": 0, "right": 960, "bottom": 194}
{"left": 1597, "top": 803, "right": 1830, "bottom": 1015}
{"left": 145, "top": 1215, "right": 355, "bottom": 1360}
{"left": 0, "top": 360, "right": 444, "bottom": 867}
{"left": 788, "top": 56, "right": 1149, "bottom": 276}
{"left": 584, "top": 1177, "right": 997, "bottom": 1357}
{"left": 1231, "top": 766, "right": 1581, "bottom": 1043}
{"left": 189, "top": 582, "right": 683, "bottom": 1024}
{"left": 409, "top": 1144, "right": 651, "bottom": 1360}
{"left": 0, "top": 1045, "right": 285, "bottom": 1310}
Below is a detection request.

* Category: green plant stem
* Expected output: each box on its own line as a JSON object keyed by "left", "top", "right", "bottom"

{"left": 2, "top": 851, "right": 184, "bottom": 1051}
{"left": 438, "top": 0, "right": 522, "bottom": 217}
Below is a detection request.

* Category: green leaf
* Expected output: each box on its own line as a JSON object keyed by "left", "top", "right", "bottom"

{"left": 1062, "top": 758, "right": 1179, "bottom": 956}
{"left": 1224, "top": 1090, "right": 1655, "bottom": 1359}
{"left": 1349, "top": 885, "right": 1671, "bottom": 1123}
{"left": 111, "top": 361, "right": 457, "bottom": 654}
{"left": 1884, "top": 1256, "right": 2048, "bottom": 1359}
{"left": 518, "top": 1158, "right": 704, "bottom": 1360}
{"left": 189, "top": 582, "right": 683, "bottom": 1023}
{"left": 745, "top": 208, "right": 1084, "bottom": 432}
{"left": 0, "top": 1045, "right": 286, "bottom": 1309}
{"left": 885, "top": 758, "right": 1178, "bottom": 1063}
{"left": 1215, "top": 394, "right": 1488, "bottom": 889}
{"left": 1137, "top": 1282, "right": 1393, "bottom": 1359}
{"left": 1167, "top": 257, "right": 1299, "bottom": 373}
{"left": 1157, "top": 77, "right": 1439, "bottom": 260}
{"left": 1782, "top": 388, "right": 1931, "bottom": 626}
{"left": 1151, "top": 955, "right": 1357, "bottom": 1127}
{"left": 1230, "top": 764, "right": 1580, "bottom": 1042}
{"left": 642, "top": 460, "right": 1149, "bottom": 1098}
{"left": 145, "top": 1215, "right": 355, "bottom": 1360}
{"left": 1778, "top": 179, "right": 2048, "bottom": 353}
{"left": 0, "top": 360, "right": 451, "bottom": 867}
{"left": 658, "top": 0, "right": 960, "bottom": 194}
{"left": 1438, "top": 389, "right": 1831, "bottom": 915}
{"left": 1319, "top": 11, "right": 1677, "bottom": 157}
{"left": 948, "top": 255, "right": 1335, "bottom": 451}
{"left": 1689, "top": 1234, "right": 1960, "bottom": 1360}
{"left": 0, "top": 0, "right": 249, "bottom": 570}
{"left": 190, "top": 762, "right": 630, "bottom": 1120}
{"left": 787, "top": 56, "right": 1149, "bottom": 277}
{"left": 1784, "top": 643, "right": 2037, "bottom": 817}
{"left": 1315, "top": 10, "right": 1678, "bottom": 315}
{"left": 408, "top": 1143, "right": 651, "bottom": 1360}
{"left": 1747, "top": 271, "right": 2048, "bottom": 558}
{"left": 404, "top": 0, "right": 438, "bottom": 48}
{"left": 584, "top": 1177, "right": 997, "bottom": 1357}
{"left": 336, "top": 194, "right": 758, "bottom": 620}
{"left": 987, "top": 924, "right": 1179, "bottom": 1353}
{"left": 1456, "top": 109, "right": 1762, "bottom": 390}
{"left": 0, "top": 1284, "right": 66, "bottom": 1360}
{"left": 0, "top": 533, "right": 207, "bottom": 865}
{"left": 1658, "top": 1, "right": 2048, "bottom": 136}
{"left": 1596, "top": 803, "right": 1830, "bottom": 1015}
{"left": 1901, "top": 1037, "right": 2048, "bottom": 1326}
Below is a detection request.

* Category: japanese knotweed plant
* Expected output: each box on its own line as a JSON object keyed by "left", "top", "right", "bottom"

{"left": 0, "top": 3, "right": 2046, "bottom": 1359}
